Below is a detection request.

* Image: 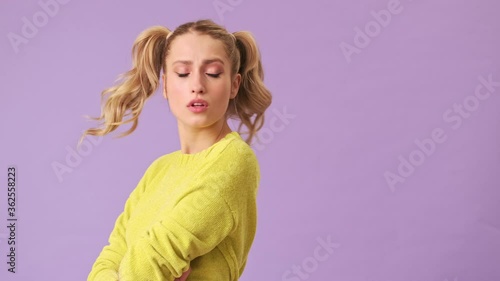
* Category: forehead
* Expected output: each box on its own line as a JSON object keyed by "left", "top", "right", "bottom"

{"left": 167, "top": 32, "right": 228, "bottom": 63}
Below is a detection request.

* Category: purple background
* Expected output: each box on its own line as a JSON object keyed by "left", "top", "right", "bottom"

{"left": 1, "top": 0, "right": 499, "bottom": 280}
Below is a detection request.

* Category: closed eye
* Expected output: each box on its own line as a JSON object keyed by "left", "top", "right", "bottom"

{"left": 176, "top": 73, "right": 221, "bottom": 78}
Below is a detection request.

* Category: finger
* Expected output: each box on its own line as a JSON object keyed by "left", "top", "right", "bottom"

{"left": 177, "top": 268, "right": 192, "bottom": 281}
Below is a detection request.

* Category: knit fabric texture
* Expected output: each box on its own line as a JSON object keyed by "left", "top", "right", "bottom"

{"left": 87, "top": 131, "right": 260, "bottom": 281}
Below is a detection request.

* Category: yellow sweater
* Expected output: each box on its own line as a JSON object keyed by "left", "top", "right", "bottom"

{"left": 87, "top": 131, "right": 260, "bottom": 281}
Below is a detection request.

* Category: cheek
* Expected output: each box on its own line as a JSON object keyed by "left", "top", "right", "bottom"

{"left": 165, "top": 78, "right": 185, "bottom": 94}
{"left": 214, "top": 79, "right": 232, "bottom": 93}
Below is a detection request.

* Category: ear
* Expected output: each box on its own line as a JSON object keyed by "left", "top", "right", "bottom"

{"left": 231, "top": 73, "right": 241, "bottom": 99}
{"left": 162, "top": 74, "right": 167, "bottom": 99}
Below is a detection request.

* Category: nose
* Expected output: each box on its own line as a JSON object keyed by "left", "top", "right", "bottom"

{"left": 190, "top": 71, "right": 205, "bottom": 94}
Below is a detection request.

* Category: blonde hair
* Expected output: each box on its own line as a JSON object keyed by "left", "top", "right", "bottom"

{"left": 79, "top": 19, "right": 272, "bottom": 146}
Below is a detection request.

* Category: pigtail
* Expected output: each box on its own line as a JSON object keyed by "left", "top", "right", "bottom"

{"left": 232, "top": 31, "right": 272, "bottom": 145}
{"left": 79, "top": 26, "right": 170, "bottom": 145}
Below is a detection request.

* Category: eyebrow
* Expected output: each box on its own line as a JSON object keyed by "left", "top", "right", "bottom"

{"left": 172, "top": 58, "right": 225, "bottom": 66}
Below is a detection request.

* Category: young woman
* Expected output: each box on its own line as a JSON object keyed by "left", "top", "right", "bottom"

{"left": 82, "top": 19, "right": 272, "bottom": 280}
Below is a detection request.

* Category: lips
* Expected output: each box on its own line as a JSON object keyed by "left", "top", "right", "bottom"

{"left": 187, "top": 99, "right": 208, "bottom": 107}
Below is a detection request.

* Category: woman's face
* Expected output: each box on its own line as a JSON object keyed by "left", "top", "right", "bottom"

{"left": 163, "top": 32, "right": 240, "bottom": 131}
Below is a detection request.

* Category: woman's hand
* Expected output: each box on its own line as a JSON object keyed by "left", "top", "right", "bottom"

{"left": 174, "top": 268, "right": 192, "bottom": 281}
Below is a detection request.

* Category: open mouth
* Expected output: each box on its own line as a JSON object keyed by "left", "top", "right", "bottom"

{"left": 190, "top": 103, "right": 207, "bottom": 107}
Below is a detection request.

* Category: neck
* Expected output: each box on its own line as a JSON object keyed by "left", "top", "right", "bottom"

{"left": 177, "top": 120, "right": 232, "bottom": 154}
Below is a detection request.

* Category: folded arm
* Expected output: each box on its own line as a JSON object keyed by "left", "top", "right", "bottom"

{"left": 87, "top": 160, "right": 160, "bottom": 281}
{"left": 117, "top": 177, "right": 237, "bottom": 280}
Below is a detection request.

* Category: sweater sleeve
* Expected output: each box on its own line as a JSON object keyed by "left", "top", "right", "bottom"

{"left": 87, "top": 159, "right": 158, "bottom": 281}
{"left": 117, "top": 148, "right": 252, "bottom": 281}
